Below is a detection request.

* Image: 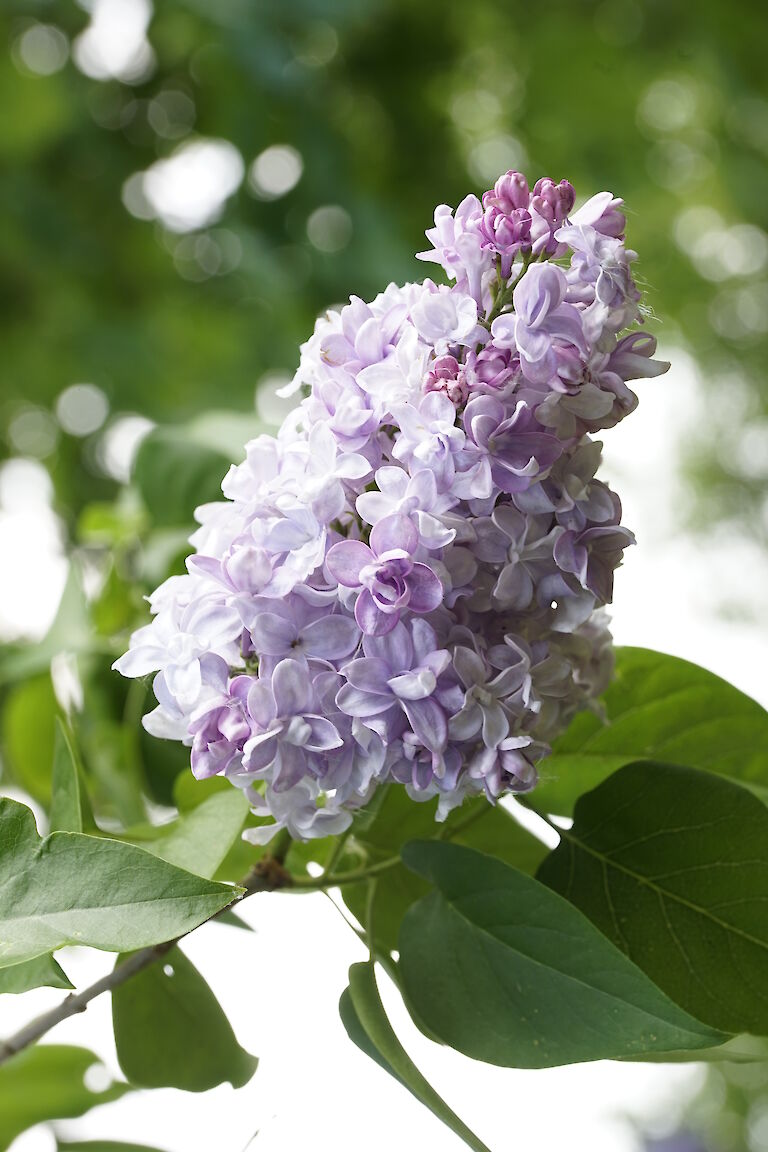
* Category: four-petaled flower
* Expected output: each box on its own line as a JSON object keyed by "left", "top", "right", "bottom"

{"left": 241, "top": 660, "right": 344, "bottom": 792}
{"left": 326, "top": 513, "right": 443, "bottom": 635}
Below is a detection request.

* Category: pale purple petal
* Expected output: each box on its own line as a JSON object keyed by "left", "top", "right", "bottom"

{"left": 272, "top": 659, "right": 314, "bottom": 717}
{"left": 403, "top": 698, "right": 447, "bottom": 753}
{"left": 343, "top": 657, "right": 393, "bottom": 695}
{"left": 406, "top": 564, "right": 443, "bottom": 613}
{"left": 326, "top": 540, "right": 373, "bottom": 587}
{"left": 453, "top": 646, "right": 485, "bottom": 688}
{"left": 272, "top": 743, "right": 307, "bottom": 792}
{"left": 355, "top": 588, "right": 398, "bottom": 636}
{"left": 243, "top": 728, "right": 280, "bottom": 772}
{"left": 251, "top": 613, "right": 296, "bottom": 656}
{"left": 336, "top": 683, "right": 395, "bottom": 718}
{"left": 303, "top": 715, "right": 344, "bottom": 752}
{"left": 494, "top": 564, "right": 534, "bottom": 609}
{"left": 246, "top": 681, "right": 276, "bottom": 728}
{"left": 301, "top": 614, "right": 360, "bottom": 660}
{"left": 370, "top": 513, "right": 418, "bottom": 557}
{"left": 387, "top": 668, "right": 437, "bottom": 701}
{"left": 481, "top": 701, "right": 509, "bottom": 749}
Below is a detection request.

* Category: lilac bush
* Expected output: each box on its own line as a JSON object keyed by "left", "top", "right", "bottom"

{"left": 115, "top": 170, "right": 669, "bottom": 843}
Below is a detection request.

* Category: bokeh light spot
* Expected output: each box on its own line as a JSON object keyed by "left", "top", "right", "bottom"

{"left": 638, "top": 78, "right": 698, "bottom": 133}
{"left": 126, "top": 139, "right": 244, "bottom": 232}
{"left": 8, "top": 406, "right": 59, "bottom": 457}
{"left": 13, "top": 23, "right": 69, "bottom": 76}
{"left": 306, "top": 205, "right": 352, "bottom": 253}
{"left": 74, "top": 0, "right": 155, "bottom": 84}
{"left": 249, "top": 145, "right": 303, "bottom": 200}
{"left": 56, "top": 383, "right": 109, "bottom": 437}
{"left": 83, "top": 1063, "right": 113, "bottom": 1094}
{"left": 294, "top": 21, "right": 339, "bottom": 68}
{"left": 467, "top": 135, "right": 526, "bottom": 185}
{"left": 96, "top": 414, "right": 154, "bottom": 482}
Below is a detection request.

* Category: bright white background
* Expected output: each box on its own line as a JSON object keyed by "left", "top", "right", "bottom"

{"left": 2, "top": 347, "right": 766, "bottom": 1152}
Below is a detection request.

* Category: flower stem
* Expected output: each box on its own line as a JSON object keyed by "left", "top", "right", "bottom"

{"left": 290, "top": 854, "right": 402, "bottom": 890}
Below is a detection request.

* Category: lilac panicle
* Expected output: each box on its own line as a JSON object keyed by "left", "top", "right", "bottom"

{"left": 115, "top": 167, "right": 668, "bottom": 842}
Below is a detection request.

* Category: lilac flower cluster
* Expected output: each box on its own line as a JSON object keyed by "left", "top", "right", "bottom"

{"left": 115, "top": 171, "right": 668, "bottom": 843}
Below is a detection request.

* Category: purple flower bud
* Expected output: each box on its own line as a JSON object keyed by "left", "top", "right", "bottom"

{"left": 463, "top": 344, "right": 517, "bottom": 393}
{"left": 482, "top": 170, "right": 530, "bottom": 213}
{"left": 479, "top": 205, "right": 532, "bottom": 261}
{"left": 424, "top": 354, "right": 469, "bottom": 406}
{"left": 531, "top": 177, "right": 576, "bottom": 223}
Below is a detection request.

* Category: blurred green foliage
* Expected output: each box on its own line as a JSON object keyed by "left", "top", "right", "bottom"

{"left": 1, "top": 0, "right": 767, "bottom": 534}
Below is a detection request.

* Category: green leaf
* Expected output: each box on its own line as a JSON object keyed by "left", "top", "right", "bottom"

{"left": 399, "top": 840, "right": 724, "bottom": 1069}
{"left": 0, "top": 1045, "right": 130, "bottom": 1152}
{"left": 142, "top": 790, "right": 250, "bottom": 879}
{"left": 345, "top": 962, "right": 493, "bottom": 1152}
{"left": 622, "top": 1034, "right": 768, "bottom": 1064}
{"left": 112, "top": 944, "right": 258, "bottom": 1091}
{"left": 0, "top": 798, "right": 238, "bottom": 967}
{"left": 133, "top": 426, "right": 227, "bottom": 527}
{"left": 214, "top": 907, "right": 253, "bottom": 931}
{"left": 536, "top": 761, "right": 768, "bottom": 1034}
{"left": 1, "top": 674, "right": 57, "bottom": 801}
{"left": 133, "top": 420, "right": 252, "bottom": 527}
{"left": 173, "top": 769, "right": 231, "bottom": 811}
{"left": 49, "top": 718, "right": 85, "bottom": 833}
{"left": 534, "top": 647, "right": 768, "bottom": 814}
{"left": 339, "top": 984, "right": 406, "bottom": 1085}
{"left": 0, "top": 953, "right": 73, "bottom": 994}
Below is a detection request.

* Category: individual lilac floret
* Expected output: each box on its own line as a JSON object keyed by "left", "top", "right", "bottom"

{"left": 531, "top": 178, "right": 575, "bottom": 224}
{"left": 326, "top": 513, "right": 443, "bottom": 636}
{"left": 529, "top": 177, "right": 576, "bottom": 255}
{"left": 424, "top": 355, "right": 468, "bottom": 406}
{"left": 246, "top": 594, "right": 360, "bottom": 673}
{"left": 479, "top": 206, "right": 532, "bottom": 266}
{"left": 469, "top": 735, "right": 543, "bottom": 800}
{"left": 554, "top": 521, "right": 636, "bottom": 604}
{"left": 449, "top": 646, "right": 526, "bottom": 749}
{"left": 356, "top": 467, "right": 456, "bottom": 550}
{"left": 492, "top": 263, "right": 586, "bottom": 385}
{"left": 463, "top": 395, "right": 563, "bottom": 494}
{"left": 336, "top": 619, "right": 460, "bottom": 754}
{"left": 189, "top": 674, "right": 253, "bottom": 780}
{"left": 416, "top": 195, "right": 492, "bottom": 305}
{"left": 478, "top": 172, "right": 535, "bottom": 273}
{"left": 569, "top": 191, "right": 626, "bottom": 238}
{"left": 241, "top": 659, "right": 343, "bottom": 792}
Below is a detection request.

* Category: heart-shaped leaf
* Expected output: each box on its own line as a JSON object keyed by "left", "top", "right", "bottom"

{"left": 112, "top": 944, "right": 257, "bottom": 1091}
{"left": 399, "top": 840, "right": 724, "bottom": 1068}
